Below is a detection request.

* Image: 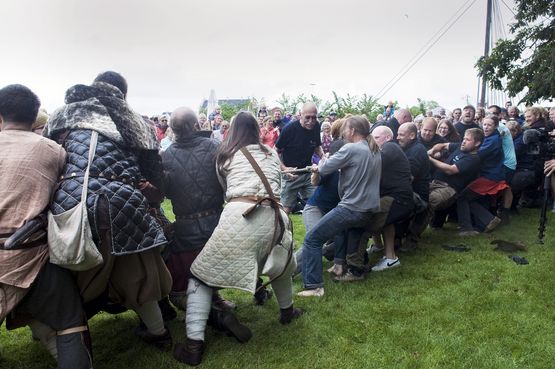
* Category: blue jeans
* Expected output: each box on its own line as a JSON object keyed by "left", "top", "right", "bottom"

{"left": 302, "top": 205, "right": 373, "bottom": 289}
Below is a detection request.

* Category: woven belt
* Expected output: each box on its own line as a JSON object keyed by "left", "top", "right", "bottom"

{"left": 176, "top": 208, "right": 221, "bottom": 220}
{"left": 59, "top": 172, "right": 135, "bottom": 186}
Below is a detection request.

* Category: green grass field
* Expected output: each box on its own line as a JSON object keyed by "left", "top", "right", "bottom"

{"left": 2, "top": 205, "right": 555, "bottom": 369}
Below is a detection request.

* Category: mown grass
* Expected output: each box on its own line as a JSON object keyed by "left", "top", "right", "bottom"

{"left": 2, "top": 205, "right": 555, "bottom": 369}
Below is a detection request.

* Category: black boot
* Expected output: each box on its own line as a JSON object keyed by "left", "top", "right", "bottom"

{"left": 279, "top": 306, "right": 304, "bottom": 325}
{"left": 135, "top": 325, "right": 173, "bottom": 351}
{"left": 207, "top": 309, "right": 252, "bottom": 343}
{"left": 212, "top": 291, "right": 237, "bottom": 311}
{"left": 253, "top": 278, "right": 273, "bottom": 306}
{"left": 56, "top": 331, "right": 93, "bottom": 369}
{"left": 173, "top": 339, "right": 205, "bottom": 366}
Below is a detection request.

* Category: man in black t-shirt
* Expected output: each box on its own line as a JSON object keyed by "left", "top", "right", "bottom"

{"left": 369, "top": 126, "right": 414, "bottom": 271}
{"left": 427, "top": 128, "right": 483, "bottom": 215}
{"left": 275, "top": 102, "right": 323, "bottom": 213}
{"left": 454, "top": 105, "right": 480, "bottom": 139}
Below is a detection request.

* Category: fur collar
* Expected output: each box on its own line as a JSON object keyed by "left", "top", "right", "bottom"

{"left": 45, "top": 82, "right": 158, "bottom": 151}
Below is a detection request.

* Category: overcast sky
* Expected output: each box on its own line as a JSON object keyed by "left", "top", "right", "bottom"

{"left": 0, "top": 0, "right": 515, "bottom": 116}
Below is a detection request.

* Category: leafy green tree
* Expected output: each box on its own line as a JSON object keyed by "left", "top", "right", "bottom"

{"left": 409, "top": 98, "right": 439, "bottom": 117}
{"left": 219, "top": 101, "right": 250, "bottom": 121}
{"left": 476, "top": 0, "right": 555, "bottom": 104}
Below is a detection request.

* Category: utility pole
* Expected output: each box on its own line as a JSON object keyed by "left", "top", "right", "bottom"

{"left": 479, "top": 0, "right": 493, "bottom": 108}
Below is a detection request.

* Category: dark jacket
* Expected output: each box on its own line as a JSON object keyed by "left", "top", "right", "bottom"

{"left": 402, "top": 140, "right": 431, "bottom": 202}
{"left": 162, "top": 134, "right": 224, "bottom": 252}
{"left": 46, "top": 82, "right": 166, "bottom": 255}
{"left": 51, "top": 129, "right": 166, "bottom": 255}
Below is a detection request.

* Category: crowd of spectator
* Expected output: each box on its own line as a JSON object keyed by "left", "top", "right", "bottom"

{"left": 2, "top": 70, "right": 555, "bottom": 367}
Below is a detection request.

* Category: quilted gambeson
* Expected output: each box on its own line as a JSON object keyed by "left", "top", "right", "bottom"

{"left": 51, "top": 129, "right": 166, "bottom": 255}
{"left": 161, "top": 134, "right": 224, "bottom": 253}
{"left": 190, "top": 144, "right": 295, "bottom": 293}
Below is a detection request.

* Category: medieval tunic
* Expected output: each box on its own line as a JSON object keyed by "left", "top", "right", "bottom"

{"left": 190, "top": 144, "right": 294, "bottom": 293}
{"left": 0, "top": 130, "right": 65, "bottom": 320}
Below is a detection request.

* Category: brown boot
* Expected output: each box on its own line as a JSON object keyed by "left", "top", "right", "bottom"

{"left": 279, "top": 306, "right": 304, "bottom": 325}
{"left": 173, "top": 339, "right": 205, "bottom": 366}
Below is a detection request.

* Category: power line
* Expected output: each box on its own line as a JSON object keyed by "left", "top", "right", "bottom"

{"left": 499, "top": 0, "right": 516, "bottom": 16}
{"left": 374, "top": 0, "right": 479, "bottom": 101}
{"left": 373, "top": 0, "right": 475, "bottom": 99}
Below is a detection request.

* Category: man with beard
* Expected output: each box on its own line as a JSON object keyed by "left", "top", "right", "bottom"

{"left": 0, "top": 84, "right": 92, "bottom": 368}
{"left": 454, "top": 105, "right": 480, "bottom": 139}
{"left": 427, "top": 128, "right": 483, "bottom": 228}
{"left": 272, "top": 107, "right": 286, "bottom": 131}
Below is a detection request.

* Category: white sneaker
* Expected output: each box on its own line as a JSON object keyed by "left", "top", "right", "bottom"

{"left": 371, "top": 257, "right": 400, "bottom": 272}
{"left": 296, "top": 287, "right": 324, "bottom": 297}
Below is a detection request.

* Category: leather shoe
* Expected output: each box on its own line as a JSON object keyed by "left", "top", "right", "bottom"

{"left": 173, "top": 339, "right": 204, "bottom": 366}
{"left": 207, "top": 309, "right": 252, "bottom": 343}
{"left": 279, "top": 306, "right": 304, "bottom": 325}
{"left": 135, "top": 325, "right": 172, "bottom": 351}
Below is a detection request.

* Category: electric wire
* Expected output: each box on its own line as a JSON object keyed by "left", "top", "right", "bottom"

{"left": 499, "top": 0, "right": 516, "bottom": 17}
{"left": 373, "top": 0, "right": 479, "bottom": 101}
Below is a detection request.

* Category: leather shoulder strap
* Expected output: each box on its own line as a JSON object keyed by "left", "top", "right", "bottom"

{"left": 239, "top": 147, "right": 275, "bottom": 199}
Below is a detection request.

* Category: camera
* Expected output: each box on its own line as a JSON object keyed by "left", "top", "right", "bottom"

{"left": 523, "top": 127, "right": 555, "bottom": 159}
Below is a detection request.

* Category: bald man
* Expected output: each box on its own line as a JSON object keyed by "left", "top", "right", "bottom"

{"left": 275, "top": 102, "right": 324, "bottom": 214}
{"left": 369, "top": 126, "right": 414, "bottom": 271}
{"left": 371, "top": 108, "right": 412, "bottom": 139}
{"left": 161, "top": 108, "right": 244, "bottom": 322}
{"left": 397, "top": 123, "right": 431, "bottom": 250}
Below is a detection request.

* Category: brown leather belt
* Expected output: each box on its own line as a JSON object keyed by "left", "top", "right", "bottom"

{"left": 176, "top": 208, "right": 221, "bottom": 220}
{"left": 229, "top": 196, "right": 281, "bottom": 205}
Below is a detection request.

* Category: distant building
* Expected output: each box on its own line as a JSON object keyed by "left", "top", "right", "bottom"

{"left": 201, "top": 99, "right": 250, "bottom": 110}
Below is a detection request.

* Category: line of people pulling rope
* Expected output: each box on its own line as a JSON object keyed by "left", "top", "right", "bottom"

{"left": 2, "top": 71, "right": 555, "bottom": 368}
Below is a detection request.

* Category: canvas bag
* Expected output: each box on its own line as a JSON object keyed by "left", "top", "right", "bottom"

{"left": 238, "top": 147, "right": 296, "bottom": 280}
{"left": 48, "top": 130, "right": 103, "bottom": 271}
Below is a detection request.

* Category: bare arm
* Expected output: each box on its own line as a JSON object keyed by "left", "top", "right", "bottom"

{"left": 428, "top": 155, "right": 459, "bottom": 175}
{"left": 314, "top": 145, "right": 324, "bottom": 159}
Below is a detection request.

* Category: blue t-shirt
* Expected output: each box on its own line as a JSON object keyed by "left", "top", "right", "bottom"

{"left": 498, "top": 123, "right": 516, "bottom": 170}
{"left": 275, "top": 120, "right": 321, "bottom": 168}
{"left": 306, "top": 171, "right": 340, "bottom": 214}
